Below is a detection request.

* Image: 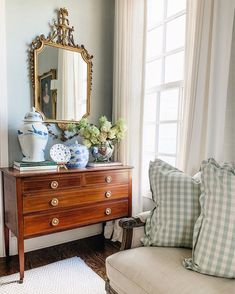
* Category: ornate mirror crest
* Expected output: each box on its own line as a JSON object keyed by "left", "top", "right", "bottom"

{"left": 30, "top": 8, "right": 93, "bottom": 127}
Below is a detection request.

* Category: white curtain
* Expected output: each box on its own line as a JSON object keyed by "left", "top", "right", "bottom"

{"left": 57, "top": 50, "right": 87, "bottom": 120}
{"left": 105, "top": 0, "right": 146, "bottom": 241}
{"left": 113, "top": 0, "right": 147, "bottom": 215}
{"left": 224, "top": 12, "right": 235, "bottom": 161}
{"left": 179, "top": 0, "right": 235, "bottom": 174}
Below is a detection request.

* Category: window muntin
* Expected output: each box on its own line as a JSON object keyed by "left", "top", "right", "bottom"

{"left": 142, "top": 0, "right": 186, "bottom": 197}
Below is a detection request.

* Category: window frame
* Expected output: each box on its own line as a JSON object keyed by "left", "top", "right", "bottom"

{"left": 141, "top": 1, "right": 186, "bottom": 198}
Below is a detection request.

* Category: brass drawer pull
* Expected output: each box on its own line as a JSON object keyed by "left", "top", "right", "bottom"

{"left": 51, "top": 218, "right": 59, "bottom": 226}
{"left": 105, "top": 208, "right": 112, "bottom": 215}
{"left": 105, "top": 191, "right": 112, "bottom": 198}
{"left": 51, "top": 181, "right": 59, "bottom": 189}
{"left": 105, "top": 176, "right": 112, "bottom": 183}
{"left": 50, "top": 198, "right": 59, "bottom": 207}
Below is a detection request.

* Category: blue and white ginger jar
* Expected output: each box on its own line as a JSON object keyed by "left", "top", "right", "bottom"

{"left": 18, "top": 108, "right": 48, "bottom": 162}
{"left": 67, "top": 141, "right": 89, "bottom": 168}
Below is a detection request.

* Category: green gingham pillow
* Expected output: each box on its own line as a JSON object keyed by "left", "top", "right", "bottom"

{"left": 142, "top": 159, "right": 201, "bottom": 248}
{"left": 184, "top": 158, "right": 235, "bottom": 278}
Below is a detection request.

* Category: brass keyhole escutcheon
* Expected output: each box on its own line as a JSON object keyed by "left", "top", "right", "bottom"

{"left": 105, "top": 176, "right": 112, "bottom": 183}
{"left": 105, "top": 191, "right": 112, "bottom": 198}
{"left": 51, "top": 218, "right": 59, "bottom": 226}
{"left": 50, "top": 198, "right": 59, "bottom": 207}
{"left": 51, "top": 180, "right": 59, "bottom": 189}
{"left": 105, "top": 208, "right": 112, "bottom": 215}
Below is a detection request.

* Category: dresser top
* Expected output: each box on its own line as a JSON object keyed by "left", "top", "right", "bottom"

{"left": 0, "top": 165, "right": 133, "bottom": 178}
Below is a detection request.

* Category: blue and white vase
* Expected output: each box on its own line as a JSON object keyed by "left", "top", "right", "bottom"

{"left": 91, "top": 142, "right": 114, "bottom": 162}
{"left": 67, "top": 141, "right": 89, "bottom": 168}
{"left": 18, "top": 108, "right": 48, "bottom": 162}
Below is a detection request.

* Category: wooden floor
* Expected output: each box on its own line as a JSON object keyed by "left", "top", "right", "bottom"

{"left": 0, "top": 235, "right": 120, "bottom": 280}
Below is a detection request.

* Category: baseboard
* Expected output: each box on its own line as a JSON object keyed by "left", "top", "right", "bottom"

{"left": 5, "top": 224, "right": 102, "bottom": 257}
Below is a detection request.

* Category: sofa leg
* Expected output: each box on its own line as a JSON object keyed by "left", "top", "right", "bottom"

{"left": 105, "top": 279, "right": 118, "bottom": 294}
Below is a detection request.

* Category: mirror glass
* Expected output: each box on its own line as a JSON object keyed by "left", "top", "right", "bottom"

{"left": 37, "top": 45, "right": 88, "bottom": 121}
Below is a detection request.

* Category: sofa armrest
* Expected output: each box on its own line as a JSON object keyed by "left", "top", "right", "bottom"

{"left": 119, "top": 217, "right": 145, "bottom": 229}
{"left": 119, "top": 211, "right": 150, "bottom": 250}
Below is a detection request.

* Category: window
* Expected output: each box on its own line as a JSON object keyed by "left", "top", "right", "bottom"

{"left": 141, "top": 0, "right": 186, "bottom": 197}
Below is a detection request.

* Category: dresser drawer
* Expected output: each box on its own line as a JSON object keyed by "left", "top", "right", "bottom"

{"left": 22, "top": 174, "right": 82, "bottom": 193}
{"left": 23, "top": 200, "right": 128, "bottom": 237}
{"left": 23, "top": 185, "right": 129, "bottom": 214}
{"left": 84, "top": 170, "right": 129, "bottom": 186}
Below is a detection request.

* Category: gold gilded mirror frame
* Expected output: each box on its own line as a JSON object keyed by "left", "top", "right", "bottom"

{"left": 30, "top": 8, "right": 93, "bottom": 127}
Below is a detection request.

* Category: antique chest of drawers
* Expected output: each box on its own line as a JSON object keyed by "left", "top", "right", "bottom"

{"left": 1, "top": 166, "right": 132, "bottom": 282}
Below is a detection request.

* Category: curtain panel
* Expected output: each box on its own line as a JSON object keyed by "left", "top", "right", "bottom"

{"left": 57, "top": 50, "right": 87, "bottom": 121}
{"left": 179, "top": 0, "right": 235, "bottom": 174}
{"left": 113, "top": 0, "right": 147, "bottom": 215}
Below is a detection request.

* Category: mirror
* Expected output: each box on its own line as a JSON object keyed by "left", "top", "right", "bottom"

{"left": 30, "top": 8, "right": 93, "bottom": 125}
{"left": 37, "top": 46, "right": 88, "bottom": 121}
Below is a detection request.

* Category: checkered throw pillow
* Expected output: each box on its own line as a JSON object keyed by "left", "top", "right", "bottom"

{"left": 142, "top": 159, "right": 201, "bottom": 248}
{"left": 184, "top": 158, "right": 235, "bottom": 278}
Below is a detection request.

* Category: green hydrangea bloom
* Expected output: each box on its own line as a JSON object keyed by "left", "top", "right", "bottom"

{"left": 99, "top": 116, "right": 108, "bottom": 126}
{"left": 68, "top": 115, "right": 126, "bottom": 148}
{"left": 107, "top": 129, "right": 116, "bottom": 140}
{"left": 101, "top": 121, "right": 112, "bottom": 132}
{"left": 98, "top": 132, "right": 108, "bottom": 143}
{"left": 83, "top": 139, "right": 92, "bottom": 148}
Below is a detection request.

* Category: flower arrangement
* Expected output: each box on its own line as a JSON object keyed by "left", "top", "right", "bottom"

{"left": 68, "top": 116, "right": 126, "bottom": 148}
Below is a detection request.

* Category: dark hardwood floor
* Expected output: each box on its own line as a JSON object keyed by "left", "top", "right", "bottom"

{"left": 0, "top": 235, "right": 120, "bottom": 280}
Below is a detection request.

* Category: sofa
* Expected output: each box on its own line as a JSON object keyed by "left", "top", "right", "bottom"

{"left": 105, "top": 212, "right": 235, "bottom": 294}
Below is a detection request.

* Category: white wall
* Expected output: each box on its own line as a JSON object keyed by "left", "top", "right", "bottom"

{"left": 0, "top": 0, "right": 114, "bottom": 257}
{"left": 10, "top": 226, "right": 103, "bottom": 256}
{"left": 0, "top": 0, "right": 9, "bottom": 257}
{"left": 6, "top": 0, "right": 115, "bottom": 165}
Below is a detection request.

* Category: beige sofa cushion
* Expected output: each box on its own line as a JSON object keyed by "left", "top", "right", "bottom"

{"left": 106, "top": 247, "right": 235, "bottom": 294}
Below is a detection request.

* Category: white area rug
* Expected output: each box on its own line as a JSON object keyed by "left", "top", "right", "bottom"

{"left": 0, "top": 257, "right": 106, "bottom": 294}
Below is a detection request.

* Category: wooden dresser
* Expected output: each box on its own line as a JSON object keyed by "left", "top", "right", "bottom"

{"left": 1, "top": 166, "right": 132, "bottom": 282}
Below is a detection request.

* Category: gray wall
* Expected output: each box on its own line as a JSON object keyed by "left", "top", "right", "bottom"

{"left": 6, "top": 0, "right": 114, "bottom": 164}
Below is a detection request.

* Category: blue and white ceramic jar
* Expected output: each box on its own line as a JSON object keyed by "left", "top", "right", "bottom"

{"left": 18, "top": 108, "right": 48, "bottom": 162}
{"left": 67, "top": 141, "right": 89, "bottom": 168}
{"left": 91, "top": 142, "right": 114, "bottom": 162}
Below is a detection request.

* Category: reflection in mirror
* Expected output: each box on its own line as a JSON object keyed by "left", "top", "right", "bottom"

{"left": 30, "top": 8, "right": 93, "bottom": 128}
{"left": 38, "top": 46, "right": 88, "bottom": 121}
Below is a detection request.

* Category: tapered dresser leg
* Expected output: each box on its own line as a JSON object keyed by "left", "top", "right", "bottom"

{"left": 4, "top": 224, "right": 9, "bottom": 259}
{"left": 18, "top": 236, "right": 24, "bottom": 283}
